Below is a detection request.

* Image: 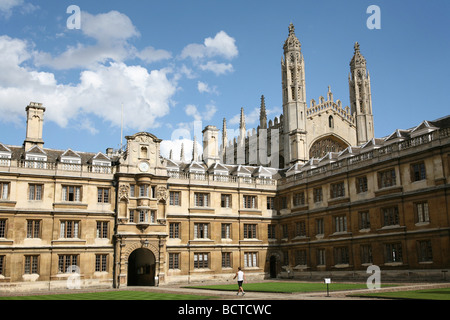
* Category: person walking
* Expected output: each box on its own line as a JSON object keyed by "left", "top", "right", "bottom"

{"left": 233, "top": 267, "right": 245, "bottom": 296}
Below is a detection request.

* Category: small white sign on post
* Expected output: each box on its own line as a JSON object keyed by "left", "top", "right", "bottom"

{"left": 324, "top": 278, "right": 331, "bottom": 297}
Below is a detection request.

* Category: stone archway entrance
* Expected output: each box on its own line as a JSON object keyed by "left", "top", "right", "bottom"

{"left": 127, "top": 248, "right": 156, "bottom": 286}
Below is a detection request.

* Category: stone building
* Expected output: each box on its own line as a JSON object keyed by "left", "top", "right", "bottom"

{"left": 221, "top": 24, "right": 373, "bottom": 168}
{"left": 0, "top": 24, "right": 449, "bottom": 292}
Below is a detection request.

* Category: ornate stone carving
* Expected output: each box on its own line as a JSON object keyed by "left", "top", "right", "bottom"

{"left": 118, "top": 184, "right": 129, "bottom": 201}
{"left": 156, "top": 185, "right": 168, "bottom": 202}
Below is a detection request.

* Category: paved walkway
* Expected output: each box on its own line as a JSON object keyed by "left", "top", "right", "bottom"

{"left": 129, "top": 281, "right": 450, "bottom": 300}
{"left": 1, "top": 281, "right": 449, "bottom": 300}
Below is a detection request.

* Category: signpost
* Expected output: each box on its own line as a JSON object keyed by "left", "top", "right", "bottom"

{"left": 324, "top": 278, "right": 331, "bottom": 297}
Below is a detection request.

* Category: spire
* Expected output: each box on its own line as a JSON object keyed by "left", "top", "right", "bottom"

{"left": 192, "top": 136, "right": 198, "bottom": 161}
{"left": 350, "top": 41, "right": 366, "bottom": 71}
{"left": 239, "top": 107, "right": 246, "bottom": 145}
{"left": 239, "top": 107, "right": 246, "bottom": 132}
{"left": 222, "top": 118, "right": 228, "bottom": 147}
{"left": 283, "top": 22, "right": 301, "bottom": 53}
{"left": 260, "top": 95, "right": 267, "bottom": 129}
{"left": 180, "top": 143, "right": 185, "bottom": 162}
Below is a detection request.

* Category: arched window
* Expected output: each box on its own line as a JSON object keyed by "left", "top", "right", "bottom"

{"left": 141, "top": 146, "right": 148, "bottom": 159}
{"left": 328, "top": 116, "right": 334, "bottom": 128}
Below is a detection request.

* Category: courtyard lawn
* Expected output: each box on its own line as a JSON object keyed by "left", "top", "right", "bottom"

{"left": 0, "top": 290, "right": 216, "bottom": 300}
{"left": 354, "top": 287, "right": 450, "bottom": 300}
{"left": 186, "top": 281, "right": 395, "bottom": 293}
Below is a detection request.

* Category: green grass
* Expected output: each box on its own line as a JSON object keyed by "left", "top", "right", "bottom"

{"left": 355, "top": 287, "right": 450, "bottom": 300}
{"left": 0, "top": 290, "right": 216, "bottom": 300}
{"left": 186, "top": 282, "right": 395, "bottom": 293}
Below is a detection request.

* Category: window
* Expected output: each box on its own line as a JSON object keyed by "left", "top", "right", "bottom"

{"left": 138, "top": 210, "right": 155, "bottom": 223}
{"left": 60, "top": 221, "right": 80, "bottom": 238}
{"left": 96, "top": 221, "right": 108, "bottom": 238}
{"left": 169, "top": 191, "right": 181, "bottom": 206}
{"left": 359, "top": 211, "right": 371, "bottom": 230}
{"left": 244, "top": 224, "right": 257, "bottom": 239}
{"left": 378, "top": 169, "right": 396, "bottom": 188}
{"left": 282, "top": 224, "right": 289, "bottom": 239}
{"left": 295, "top": 221, "right": 306, "bottom": 237}
{"left": 0, "top": 219, "right": 6, "bottom": 238}
{"left": 328, "top": 115, "right": 334, "bottom": 128}
{"left": 382, "top": 206, "right": 399, "bottom": 226}
{"left": 97, "top": 188, "right": 110, "bottom": 203}
{"left": 29, "top": 184, "right": 43, "bottom": 200}
{"left": 361, "top": 245, "right": 373, "bottom": 264}
{"left": 317, "top": 249, "right": 326, "bottom": 265}
{"left": 267, "top": 197, "right": 275, "bottom": 210}
{"left": 0, "top": 256, "right": 4, "bottom": 275}
{"left": 24, "top": 255, "right": 39, "bottom": 274}
{"left": 221, "top": 224, "right": 231, "bottom": 239}
{"left": 282, "top": 250, "right": 289, "bottom": 266}
{"left": 330, "top": 182, "right": 345, "bottom": 198}
{"left": 139, "top": 185, "right": 149, "bottom": 197}
{"left": 221, "top": 194, "right": 231, "bottom": 208}
{"left": 222, "top": 252, "right": 231, "bottom": 268}
{"left": 194, "top": 253, "right": 209, "bottom": 268}
{"left": 418, "top": 240, "right": 433, "bottom": 262}
{"left": 244, "top": 252, "right": 258, "bottom": 267}
{"left": 411, "top": 162, "right": 426, "bottom": 182}
{"left": 280, "top": 196, "right": 288, "bottom": 209}
{"left": 130, "top": 185, "right": 136, "bottom": 197}
{"left": 334, "top": 247, "right": 349, "bottom": 265}
{"left": 385, "top": 243, "right": 402, "bottom": 263}
{"left": 26, "top": 220, "right": 41, "bottom": 238}
{"left": 416, "top": 202, "right": 430, "bottom": 223}
{"left": 169, "top": 253, "right": 180, "bottom": 269}
{"left": 334, "top": 215, "right": 347, "bottom": 233}
{"left": 95, "top": 254, "right": 108, "bottom": 272}
{"left": 295, "top": 250, "right": 307, "bottom": 265}
{"left": 58, "top": 254, "right": 79, "bottom": 273}
{"left": 243, "top": 195, "right": 257, "bottom": 209}
{"left": 316, "top": 218, "right": 324, "bottom": 235}
{"left": 129, "top": 209, "right": 135, "bottom": 223}
{"left": 62, "top": 185, "right": 81, "bottom": 202}
{"left": 293, "top": 192, "right": 305, "bottom": 206}
{"left": 169, "top": 223, "right": 180, "bottom": 239}
{"left": 194, "top": 223, "right": 209, "bottom": 239}
{"left": 268, "top": 224, "right": 276, "bottom": 239}
{"left": 0, "top": 182, "right": 9, "bottom": 200}
{"left": 194, "top": 193, "right": 209, "bottom": 207}
{"left": 313, "top": 187, "right": 323, "bottom": 203}
{"left": 356, "top": 176, "right": 368, "bottom": 193}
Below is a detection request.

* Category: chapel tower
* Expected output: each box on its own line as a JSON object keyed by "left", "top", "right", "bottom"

{"left": 349, "top": 42, "right": 374, "bottom": 145}
{"left": 281, "top": 23, "right": 308, "bottom": 166}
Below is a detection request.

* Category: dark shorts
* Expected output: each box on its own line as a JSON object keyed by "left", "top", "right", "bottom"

{"left": 238, "top": 281, "right": 243, "bottom": 287}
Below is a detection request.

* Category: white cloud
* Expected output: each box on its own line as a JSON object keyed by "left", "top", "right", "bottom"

{"left": 0, "top": 0, "right": 36, "bottom": 18}
{"left": 35, "top": 10, "right": 169, "bottom": 70}
{"left": 0, "top": 35, "right": 178, "bottom": 131}
{"left": 185, "top": 103, "right": 217, "bottom": 122}
{"left": 181, "top": 31, "right": 238, "bottom": 60}
{"left": 199, "top": 61, "right": 234, "bottom": 75}
{"left": 160, "top": 138, "right": 203, "bottom": 161}
{"left": 197, "top": 81, "right": 218, "bottom": 94}
{"left": 136, "top": 46, "right": 172, "bottom": 63}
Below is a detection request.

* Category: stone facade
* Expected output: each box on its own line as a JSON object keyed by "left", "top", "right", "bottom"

{"left": 0, "top": 25, "right": 449, "bottom": 292}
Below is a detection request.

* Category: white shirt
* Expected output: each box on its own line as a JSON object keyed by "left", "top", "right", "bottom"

{"left": 237, "top": 270, "right": 244, "bottom": 281}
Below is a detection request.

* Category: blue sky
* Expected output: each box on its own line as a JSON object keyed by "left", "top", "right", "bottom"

{"left": 0, "top": 0, "right": 449, "bottom": 159}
